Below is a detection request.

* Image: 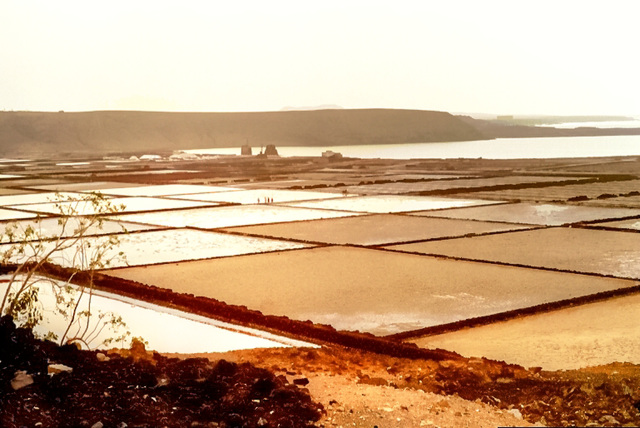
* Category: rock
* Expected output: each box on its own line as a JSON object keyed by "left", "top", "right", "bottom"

{"left": 357, "top": 374, "right": 388, "bottom": 387}
{"left": 264, "top": 144, "right": 278, "bottom": 156}
{"left": 11, "top": 370, "right": 34, "bottom": 390}
{"left": 91, "top": 422, "right": 104, "bottom": 428}
{"left": 293, "top": 377, "right": 309, "bottom": 386}
{"left": 48, "top": 363, "right": 73, "bottom": 375}
{"left": 599, "top": 415, "right": 620, "bottom": 425}
{"left": 257, "top": 417, "right": 267, "bottom": 426}
{"left": 96, "top": 352, "right": 110, "bottom": 362}
{"left": 507, "top": 408, "right": 523, "bottom": 420}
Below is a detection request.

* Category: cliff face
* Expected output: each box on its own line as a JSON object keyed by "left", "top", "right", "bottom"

{"left": 0, "top": 109, "right": 487, "bottom": 156}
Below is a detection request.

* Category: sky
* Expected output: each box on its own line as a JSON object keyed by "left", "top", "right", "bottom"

{"left": 1, "top": 0, "right": 639, "bottom": 116}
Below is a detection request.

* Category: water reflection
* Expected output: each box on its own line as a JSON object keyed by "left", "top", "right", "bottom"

{"left": 115, "top": 205, "right": 361, "bottom": 229}
{"left": 185, "top": 135, "right": 640, "bottom": 159}
{"left": 286, "top": 195, "right": 499, "bottom": 214}
{"left": 12, "top": 196, "right": 216, "bottom": 216}
{"left": 0, "top": 276, "right": 313, "bottom": 352}
{"left": 1, "top": 229, "right": 312, "bottom": 268}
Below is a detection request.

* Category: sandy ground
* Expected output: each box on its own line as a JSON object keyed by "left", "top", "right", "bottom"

{"left": 169, "top": 348, "right": 534, "bottom": 428}
{"left": 306, "top": 374, "right": 533, "bottom": 427}
{"left": 412, "top": 292, "right": 640, "bottom": 370}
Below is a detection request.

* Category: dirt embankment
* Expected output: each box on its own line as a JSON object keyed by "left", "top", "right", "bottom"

{"left": 0, "top": 109, "right": 486, "bottom": 156}
{"left": 173, "top": 346, "right": 640, "bottom": 427}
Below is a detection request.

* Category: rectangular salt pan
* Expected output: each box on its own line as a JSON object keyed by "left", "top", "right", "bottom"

{"left": 114, "top": 205, "right": 362, "bottom": 229}
{"left": 10, "top": 197, "right": 217, "bottom": 215}
{"left": 170, "top": 189, "right": 349, "bottom": 204}
{"left": 87, "top": 184, "right": 239, "bottom": 197}
{"left": 285, "top": 195, "right": 501, "bottom": 213}
{"left": 1, "top": 229, "right": 312, "bottom": 268}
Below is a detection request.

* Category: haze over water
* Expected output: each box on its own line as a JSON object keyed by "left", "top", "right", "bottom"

{"left": 187, "top": 134, "right": 640, "bottom": 160}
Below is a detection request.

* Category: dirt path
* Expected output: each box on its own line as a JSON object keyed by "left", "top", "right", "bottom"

{"left": 166, "top": 348, "right": 538, "bottom": 427}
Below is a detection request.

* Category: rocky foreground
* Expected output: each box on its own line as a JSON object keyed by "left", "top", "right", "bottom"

{"left": 3, "top": 311, "right": 640, "bottom": 428}
{"left": 187, "top": 347, "right": 640, "bottom": 428}
{"left": 0, "top": 316, "right": 322, "bottom": 428}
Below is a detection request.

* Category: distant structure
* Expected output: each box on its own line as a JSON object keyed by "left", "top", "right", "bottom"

{"left": 241, "top": 144, "right": 252, "bottom": 155}
{"left": 322, "top": 150, "right": 343, "bottom": 160}
{"left": 264, "top": 145, "right": 279, "bottom": 156}
{"left": 170, "top": 151, "right": 199, "bottom": 161}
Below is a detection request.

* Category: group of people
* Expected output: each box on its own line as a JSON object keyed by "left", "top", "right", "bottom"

{"left": 257, "top": 197, "right": 274, "bottom": 204}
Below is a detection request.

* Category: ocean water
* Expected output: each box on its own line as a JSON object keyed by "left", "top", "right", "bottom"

{"left": 185, "top": 134, "right": 640, "bottom": 160}
{"left": 536, "top": 119, "right": 640, "bottom": 129}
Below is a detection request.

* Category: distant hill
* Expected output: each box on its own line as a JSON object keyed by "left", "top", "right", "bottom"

{"left": 3, "top": 109, "right": 639, "bottom": 157}
{"left": 457, "top": 115, "right": 640, "bottom": 139}
{"left": 0, "top": 109, "right": 486, "bottom": 156}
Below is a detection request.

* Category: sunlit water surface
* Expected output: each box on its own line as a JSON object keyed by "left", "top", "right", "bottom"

{"left": 0, "top": 276, "right": 313, "bottom": 352}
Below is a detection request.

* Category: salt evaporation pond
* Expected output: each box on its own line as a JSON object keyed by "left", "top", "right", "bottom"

{"left": 107, "top": 246, "right": 637, "bottom": 336}
{"left": 593, "top": 218, "right": 640, "bottom": 231}
{"left": 86, "top": 184, "right": 239, "bottom": 197}
{"left": 0, "top": 191, "right": 86, "bottom": 207}
{"left": 11, "top": 196, "right": 218, "bottom": 216}
{"left": 0, "top": 276, "right": 311, "bottom": 352}
{"left": 170, "top": 188, "right": 350, "bottom": 204}
{"left": 1, "top": 229, "right": 312, "bottom": 268}
{"left": 0, "top": 217, "right": 158, "bottom": 244}
{"left": 412, "top": 202, "right": 640, "bottom": 226}
{"left": 26, "top": 181, "right": 145, "bottom": 192}
{"left": 389, "top": 228, "right": 640, "bottom": 279}
{"left": 285, "top": 195, "right": 501, "bottom": 214}
{"left": 227, "top": 214, "right": 533, "bottom": 246}
{"left": 114, "top": 205, "right": 362, "bottom": 229}
{"left": 0, "top": 208, "right": 38, "bottom": 221}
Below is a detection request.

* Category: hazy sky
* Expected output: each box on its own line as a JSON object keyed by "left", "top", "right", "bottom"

{"left": 1, "top": 0, "right": 638, "bottom": 115}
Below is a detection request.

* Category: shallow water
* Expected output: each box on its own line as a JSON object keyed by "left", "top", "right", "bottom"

{"left": 170, "top": 188, "right": 349, "bottom": 204}
{"left": 12, "top": 196, "right": 217, "bottom": 216}
{"left": 87, "top": 184, "right": 239, "bottom": 197}
{"left": 0, "top": 192, "right": 85, "bottom": 207}
{"left": 414, "top": 202, "right": 640, "bottom": 226}
{"left": 1, "top": 229, "right": 312, "bottom": 268}
{"left": 0, "top": 276, "right": 311, "bottom": 352}
{"left": 0, "top": 208, "right": 37, "bottom": 221}
{"left": 285, "top": 195, "right": 500, "bottom": 214}
{"left": 108, "top": 246, "right": 637, "bottom": 335}
{"left": 115, "top": 205, "right": 362, "bottom": 229}
{"left": 0, "top": 217, "right": 157, "bottom": 244}
{"left": 185, "top": 134, "right": 640, "bottom": 159}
